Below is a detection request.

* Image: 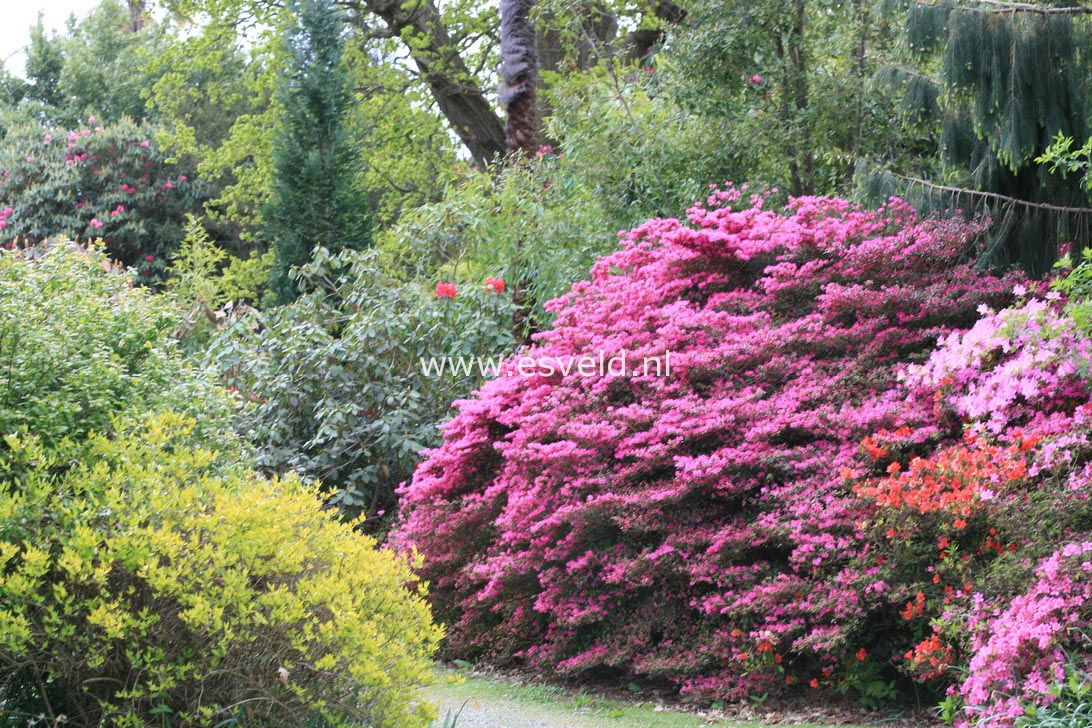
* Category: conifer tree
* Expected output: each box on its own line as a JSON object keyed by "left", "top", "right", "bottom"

{"left": 264, "top": 0, "right": 373, "bottom": 305}
{"left": 867, "top": 0, "right": 1092, "bottom": 275}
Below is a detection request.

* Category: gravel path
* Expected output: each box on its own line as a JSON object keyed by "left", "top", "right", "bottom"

{"left": 423, "top": 684, "right": 607, "bottom": 728}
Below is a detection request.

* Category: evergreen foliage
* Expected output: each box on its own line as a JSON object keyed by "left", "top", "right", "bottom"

{"left": 867, "top": 0, "right": 1092, "bottom": 275}
{"left": 264, "top": 0, "right": 373, "bottom": 305}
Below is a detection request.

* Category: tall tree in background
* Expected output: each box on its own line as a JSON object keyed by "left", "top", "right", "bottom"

{"left": 264, "top": 0, "right": 373, "bottom": 305}
{"left": 499, "top": 0, "right": 539, "bottom": 345}
{"left": 24, "top": 17, "right": 65, "bottom": 110}
{"left": 666, "top": 0, "right": 898, "bottom": 198}
{"left": 866, "top": 0, "right": 1092, "bottom": 275}
{"left": 353, "top": 0, "right": 507, "bottom": 166}
{"left": 500, "top": 0, "right": 539, "bottom": 156}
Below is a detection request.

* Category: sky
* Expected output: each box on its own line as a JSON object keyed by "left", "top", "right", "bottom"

{"left": 1, "top": 1, "right": 105, "bottom": 78}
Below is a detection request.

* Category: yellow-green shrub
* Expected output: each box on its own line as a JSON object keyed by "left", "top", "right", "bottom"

{"left": 0, "top": 414, "right": 441, "bottom": 727}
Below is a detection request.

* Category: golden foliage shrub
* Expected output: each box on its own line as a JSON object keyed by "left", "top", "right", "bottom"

{"left": 0, "top": 414, "right": 441, "bottom": 727}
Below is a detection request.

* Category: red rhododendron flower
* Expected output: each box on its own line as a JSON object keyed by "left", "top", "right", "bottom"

{"left": 435, "top": 281, "right": 456, "bottom": 299}
{"left": 485, "top": 276, "right": 505, "bottom": 293}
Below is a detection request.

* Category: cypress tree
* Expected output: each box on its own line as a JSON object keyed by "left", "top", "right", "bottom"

{"left": 866, "top": 0, "right": 1092, "bottom": 275}
{"left": 265, "top": 0, "right": 373, "bottom": 305}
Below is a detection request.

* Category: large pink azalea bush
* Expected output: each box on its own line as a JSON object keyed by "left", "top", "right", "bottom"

{"left": 392, "top": 187, "right": 1025, "bottom": 699}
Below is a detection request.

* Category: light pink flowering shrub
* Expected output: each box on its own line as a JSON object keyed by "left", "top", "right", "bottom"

{"left": 900, "top": 296, "right": 1092, "bottom": 437}
{"left": 392, "top": 187, "right": 1021, "bottom": 699}
{"left": 955, "top": 543, "right": 1092, "bottom": 727}
{"left": 851, "top": 293, "right": 1092, "bottom": 710}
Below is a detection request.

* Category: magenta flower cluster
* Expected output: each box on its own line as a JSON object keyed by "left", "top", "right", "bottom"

{"left": 391, "top": 187, "right": 1022, "bottom": 698}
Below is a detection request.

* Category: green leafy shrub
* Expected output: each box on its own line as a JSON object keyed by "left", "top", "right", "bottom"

{"left": 167, "top": 215, "right": 272, "bottom": 351}
{"left": 209, "top": 247, "right": 515, "bottom": 526}
{"left": 0, "top": 241, "right": 229, "bottom": 449}
{"left": 0, "top": 414, "right": 441, "bottom": 727}
{"left": 545, "top": 65, "right": 744, "bottom": 224}
{"left": 379, "top": 151, "right": 617, "bottom": 330}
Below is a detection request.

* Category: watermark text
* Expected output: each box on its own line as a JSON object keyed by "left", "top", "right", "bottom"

{"left": 419, "top": 351, "right": 672, "bottom": 379}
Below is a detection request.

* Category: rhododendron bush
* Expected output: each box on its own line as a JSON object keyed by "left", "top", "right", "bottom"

{"left": 0, "top": 117, "right": 202, "bottom": 282}
{"left": 392, "top": 188, "right": 1023, "bottom": 699}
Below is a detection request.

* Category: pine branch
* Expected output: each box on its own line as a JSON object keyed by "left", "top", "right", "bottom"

{"left": 915, "top": 0, "right": 1092, "bottom": 16}
{"left": 891, "top": 173, "right": 1092, "bottom": 215}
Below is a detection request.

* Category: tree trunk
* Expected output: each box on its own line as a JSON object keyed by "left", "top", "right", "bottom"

{"left": 846, "top": 0, "right": 868, "bottom": 184}
{"left": 774, "top": 0, "right": 813, "bottom": 197}
{"left": 789, "top": 0, "right": 814, "bottom": 194}
{"left": 623, "top": 1, "right": 685, "bottom": 63}
{"left": 127, "top": 0, "right": 147, "bottom": 32}
{"left": 500, "top": 0, "right": 539, "bottom": 155}
{"left": 773, "top": 32, "right": 803, "bottom": 197}
{"left": 357, "top": 0, "right": 507, "bottom": 166}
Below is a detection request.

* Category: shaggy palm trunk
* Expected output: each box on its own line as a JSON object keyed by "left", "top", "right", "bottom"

{"left": 500, "top": 0, "right": 539, "bottom": 156}
{"left": 499, "top": 0, "right": 541, "bottom": 343}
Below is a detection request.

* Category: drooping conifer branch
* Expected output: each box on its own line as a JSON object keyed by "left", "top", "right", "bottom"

{"left": 916, "top": 0, "right": 1092, "bottom": 15}
{"left": 891, "top": 173, "right": 1092, "bottom": 216}
{"left": 864, "top": 0, "right": 1092, "bottom": 275}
